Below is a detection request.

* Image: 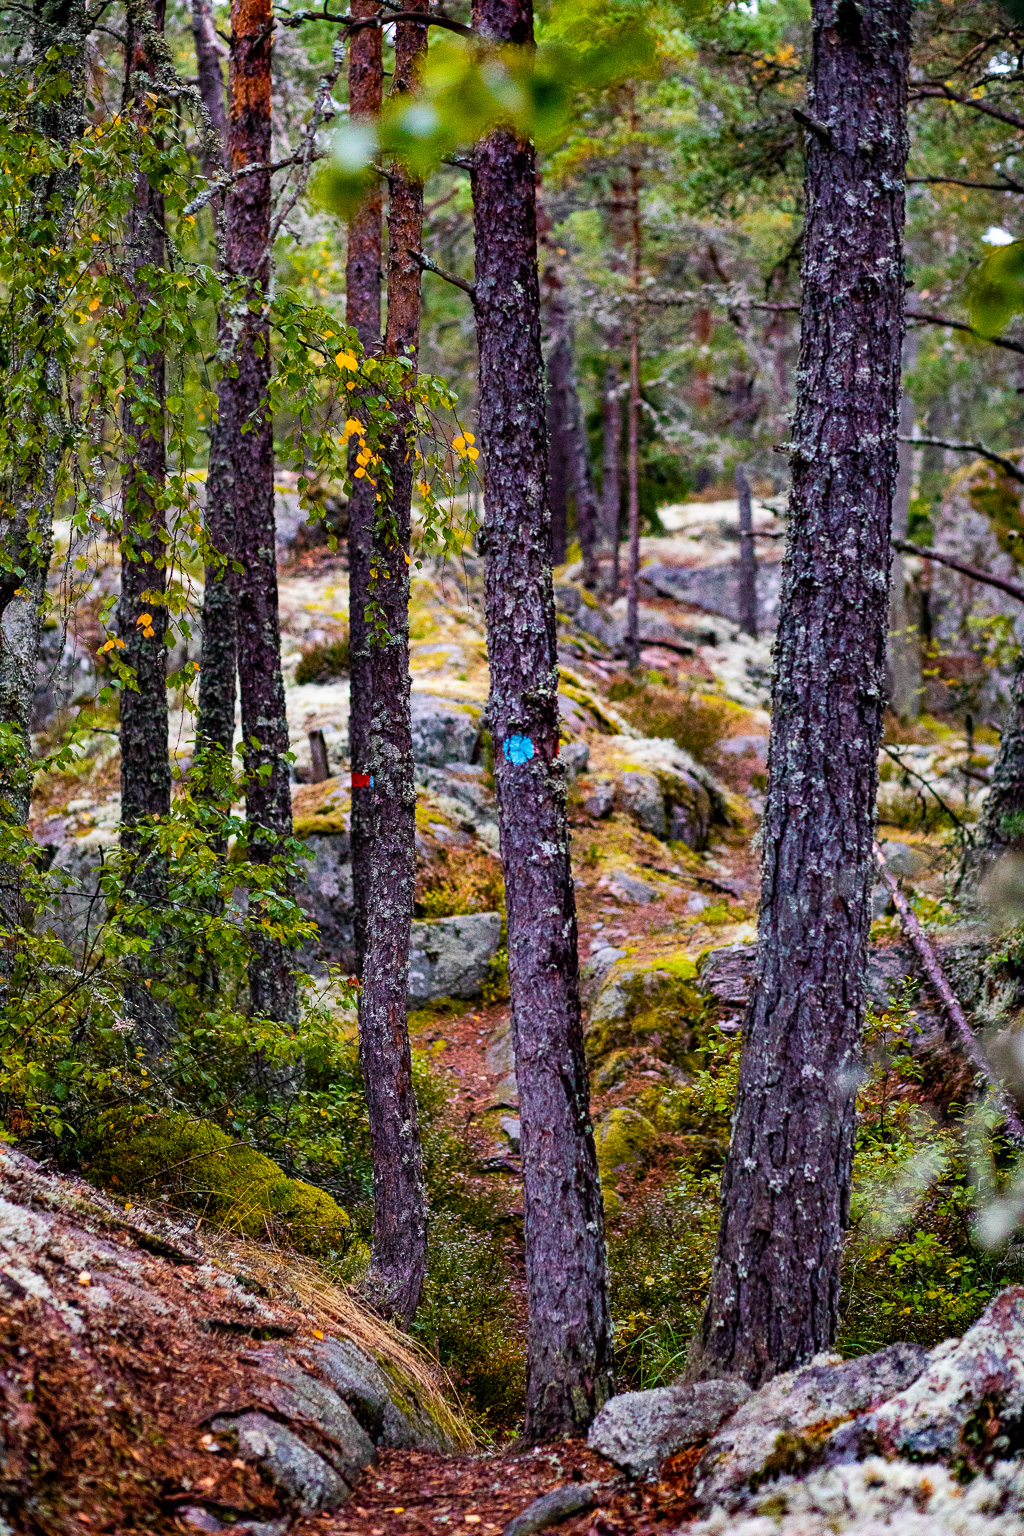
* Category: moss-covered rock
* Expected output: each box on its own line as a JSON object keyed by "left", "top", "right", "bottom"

{"left": 594, "top": 1107, "right": 658, "bottom": 1190}
{"left": 586, "top": 955, "right": 708, "bottom": 1072}
{"left": 82, "top": 1112, "right": 351, "bottom": 1258}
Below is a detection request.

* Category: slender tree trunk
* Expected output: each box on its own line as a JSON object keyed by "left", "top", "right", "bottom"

{"left": 359, "top": 0, "right": 428, "bottom": 1326}
{"left": 472, "top": 0, "right": 613, "bottom": 1440}
{"left": 541, "top": 231, "right": 599, "bottom": 583}
{"left": 118, "top": 0, "right": 173, "bottom": 1052}
{"left": 0, "top": 0, "right": 87, "bottom": 960}
{"left": 346, "top": 0, "right": 383, "bottom": 976}
{"left": 887, "top": 331, "right": 920, "bottom": 719}
{"left": 190, "top": 0, "right": 227, "bottom": 175}
{"left": 735, "top": 464, "right": 758, "bottom": 639}
{"left": 688, "top": 0, "right": 910, "bottom": 1388}
{"left": 600, "top": 363, "right": 622, "bottom": 596}
{"left": 624, "top": 96, "right": 642, "bottom": 669}
{"left": 196, "top": 0, "right": 295, "bottom": 1026}
{"left": 968, "top": 649, "right": 1024, "bottom": 879}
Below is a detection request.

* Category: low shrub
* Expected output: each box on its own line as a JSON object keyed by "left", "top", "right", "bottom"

{"left": 295, "top": 633, "right": 350, "bottom": 684}
{"left": 415, "top": 844, "right": 505, "bottom": 920}
{"left": 607, "top": 675, "right": 735, "bottom": 766}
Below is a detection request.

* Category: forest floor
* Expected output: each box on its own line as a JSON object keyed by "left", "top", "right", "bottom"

{"left": 292, "top": 1441, "right": 702, "bottom": 1536}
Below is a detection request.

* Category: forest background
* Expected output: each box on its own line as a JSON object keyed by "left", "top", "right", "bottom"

{"left": 8, "top": 0, "right": 1024, "bottom": 1451}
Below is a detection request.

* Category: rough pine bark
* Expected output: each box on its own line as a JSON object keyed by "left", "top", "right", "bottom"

{"left": 472, "top": 0, "right": 614, "bottom": 1440}
{"left": 346, "top": 0, "right": 383, "bottom": 974}
{"left": 358, "top": 0, "right": 428, "bottom": 1326}
{"left": 687, "top": 0, "right": 911, "bottom": 1387}
{"left": 198, "top": 0, "right": 295, "bottom": 1025}
{"left": 600, "top": 364, "right": 622, "bottom": 596}
{"left": 0, "top": 0, "right": 87, "bottom": 959}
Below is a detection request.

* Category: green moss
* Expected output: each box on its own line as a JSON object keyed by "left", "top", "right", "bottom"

{"left": 586, "top": 959, "right": 709, "bottom": 1072}
{"left": 595, "top": 1106, "right": 658, "bottom": 1181}
{"left": 294, "top": 813, "right": 348, "bottom": 838}
{"left": 82, "top": 1111, "right": 352, "bottom": 1258}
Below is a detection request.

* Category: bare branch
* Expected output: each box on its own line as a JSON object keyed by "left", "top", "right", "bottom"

{"left": 911, "top": 82, "right": 1024, "bottom": 134}
{"left": 279, "top": 5, "right": 473, "bottom": 35}
{"left": 410, "top": 249, "right": 476, "bottom": 301}
{"left": 910, "top": 309, "right": 1024, "bottom": 357}
{"left": 874, "top": 839, "right": 1024, "bottom": 1148}
{"left": 892, "top": 539, "right": 1024, "bottom": 603}
{"left": 898, "top": 433, "right": 1024, "bottom": 486}
{"left": 909, "top": 172, "right": 1024, "bottom": 194}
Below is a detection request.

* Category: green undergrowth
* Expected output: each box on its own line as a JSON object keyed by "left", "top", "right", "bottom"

{"left": 295, "top": 633, "right": 350, "bottom": 684}
{"left": 415, "top": 843, "right": 505, "bottom": 920}
{"left": 607, "top": 673, "right": 742, "bottom": 766}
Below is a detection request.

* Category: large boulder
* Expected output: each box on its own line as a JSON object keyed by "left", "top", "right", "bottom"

{"left": 693, "top": 1343, "right": 930, "bottom": 1512}
{"left": 410, "top": 693, "right": 480, "bottom": 766}
{"left": 686, "top": 1455, "right": 1024, "bottom": 1536}
{"left": 295, "top": 828, "right": 355, "bottom": 971}
{"left": 615, "top": 771, "right": 666, "bottom": 838}
{"left": 588, "top": 1378, "right": 750, "bottom": 1479}
{"left": 586, "top": 956, "right": 706, "bottom": 1073}
{"left": 851, "top": 1286, "right": 1024, "bottom": 1466}
{"left": 408, "top": 912, "right": 502, "bottom": 1002}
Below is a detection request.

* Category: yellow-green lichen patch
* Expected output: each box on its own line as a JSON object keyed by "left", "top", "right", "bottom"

{"left": 294, "top": 813, "right": 348, "bottom": 838}
{"left": 82, "top": 1111, "right": 352, "bottom": 1258}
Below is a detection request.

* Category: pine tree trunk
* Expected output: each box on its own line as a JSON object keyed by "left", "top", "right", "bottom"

{"left": 358, "top": 0, "right": 428, "bottom": 1326}
{"left": 541, "top": 243, "right": 599, "bottom": 582}
{"left": 118, "top": 0, "right": 173, "bottom": 1051}
{"left": 735, "top": 465, "right": 758, "bottom": 639}
{"left": 688, "top": 0, "right": 911, "bottom": 1388}
{"left": 600, "top": 363, "right": 622, "bottom": 596}
{"left": 197, "top": 0, "right": 295, "bottom": 1027}
{"left": 472, "top": 0, "right": 614, "bottom": 1440}
{"left": 0, "top": 0, "right": 87, "bottom": 959}
{"left": 346, "top": 0, "right": 382, "bottom": 975}
{"left": 623, "top": 108, "right": 642, "bottom": 668}
{"left": 190, "top": 0, "right": 227, "bottom": 174}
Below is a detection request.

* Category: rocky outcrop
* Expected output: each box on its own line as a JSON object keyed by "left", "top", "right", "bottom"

{"left": 588, "top": 1379, "right": 750, "bottom": 1479}
{"left": 693, "top": 1343, "right": 930, "bottom": 1512}
{"left": 410, "top": 692, "right": 480, "bottom": 767}
{"left": 408, "top": 912, "right": 502, "bottom": 1003}
{"left": 0, "top": 1144, "right": 460, "bottom": 1532}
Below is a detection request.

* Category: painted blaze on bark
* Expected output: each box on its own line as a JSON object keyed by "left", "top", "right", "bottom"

{"left": 357, "top": 0, "right": 428, "bottom": 1327}
{"left": 688, "top": 0, "right": 911, "bottom": 1388}
{"left": 472, "top": 0, "right": 613, "bottom": 1441}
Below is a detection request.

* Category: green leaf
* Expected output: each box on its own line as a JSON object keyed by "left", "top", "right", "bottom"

{"left": 968, "top": 240, "right": 1024, "bottom": 337}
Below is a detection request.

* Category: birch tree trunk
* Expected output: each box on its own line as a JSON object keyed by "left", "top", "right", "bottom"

{"left": 688, "top": 0, "right": 911, "bottom": 1387}
{"left": 346, "top": 0, "right": 382, "bottom": 974}
{"left": 358, "top": 0, "right": 428, "bottom": 1326}
{"left": 472, "top": 0, "right": 614, "bottom": 1440}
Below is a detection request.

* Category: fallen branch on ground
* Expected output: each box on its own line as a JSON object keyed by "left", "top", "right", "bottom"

{"left": 873, "top": 840, "right": 1024, "bottom": 1147}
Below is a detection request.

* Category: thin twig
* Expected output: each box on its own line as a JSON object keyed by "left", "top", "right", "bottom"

{"left": 873, "top": 839, "right": 1024, "bottom": 1147}
{"left": 909, "top": 173, "right": 1024, "bottom": 194}
{"left": 911, "top": 82, "right": 1024, "bottom": 135}
{"left": 898, "top": 433, "right": 1024, "bottom": 487}
{"left": 183, "top": 153, "right": 321, "bottom": 219}
{"left": 880, "top": 744, "right": 974, "bottom": 840}
{"left": 910, "top": 310, "right": 1024, "bottom": 358}
{"left": 892, "top": 539, "right": 1024, "bottom": 603}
